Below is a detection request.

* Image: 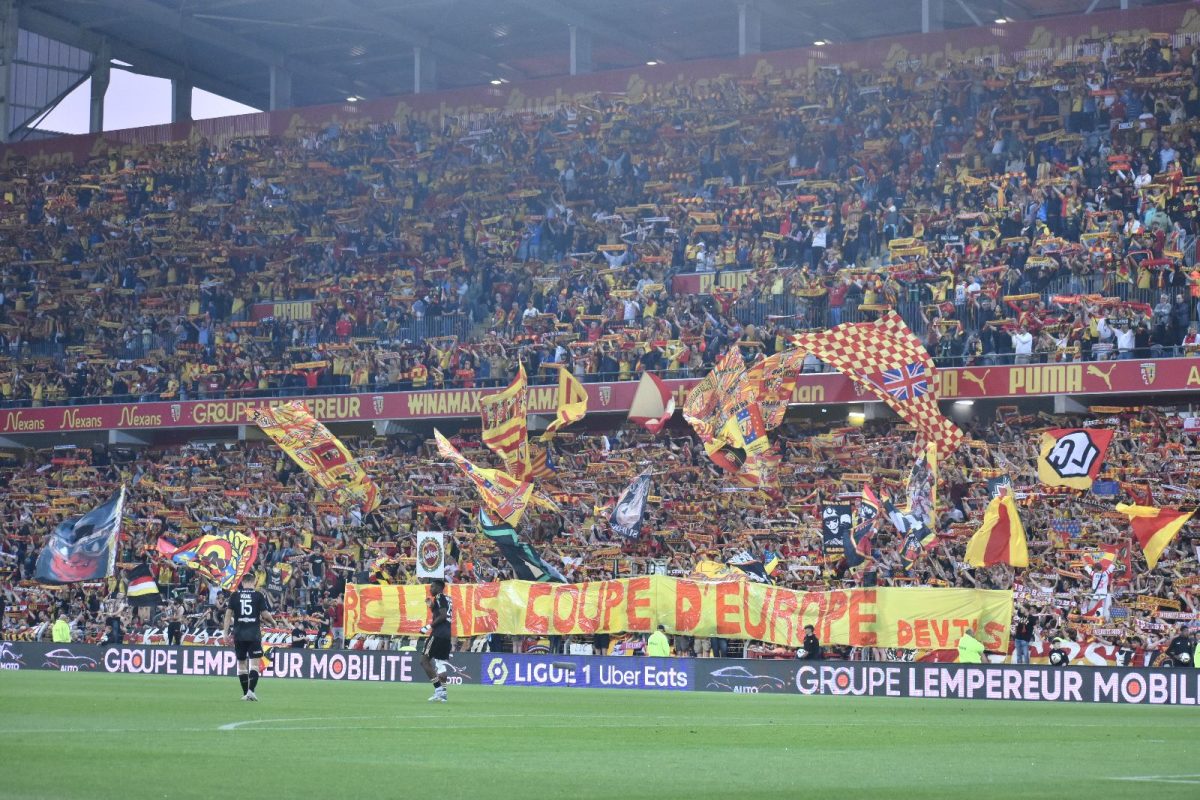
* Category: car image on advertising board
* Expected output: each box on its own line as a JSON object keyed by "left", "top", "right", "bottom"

{"left": 706, "top": 665, "right": 788, "bottom": 693}
{"left": 41, "top": 648, "right": 98, "bottom": 671}
{"left": 0, "top": 642, "right": 24, "bottom": 670}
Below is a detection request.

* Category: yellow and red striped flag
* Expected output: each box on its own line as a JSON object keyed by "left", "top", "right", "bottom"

{"left": 434, "top": 429, "right": 533, "bottom": 528}
{"left": 540, "top": 364, "right": 587, "bottom": 442}
{"left": 1116, "top": 503, "right": 1194, "bottom": 570}
{"left": 964, "top": 494, "right": 1029, "bottom": 568}
{"left": 480, "top": 364, "right": 530, "bottom": 479}
{"left": 790, "top": 312, "right": 963, "bottom": 461}
{"left": 527, "top": 445, "right": 555, "bottom": 481}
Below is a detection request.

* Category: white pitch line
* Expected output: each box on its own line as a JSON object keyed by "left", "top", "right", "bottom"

{"left": 217, "top": 712, "right": 596, "bottom": 732}
{"left": 258, "top": 720, "right": 790, "bottom": 732}
{"left": 219, "top": 715, "right": 376, "bottom": 731}
{"left": 1107, "top": 775, "right": 1200, "bottom": 785}
{"left": 0, "top": 727, "right": 219, "bottom": 735}
{"left": 220, "top": 717, "right": 1192, "bottom": 733}
{"left": 1, "top": 716, "right": 1195, "bottom": 736}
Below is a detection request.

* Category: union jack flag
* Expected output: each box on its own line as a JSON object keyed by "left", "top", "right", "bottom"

{"left": 790, "top": 312, "right": 964, "bottom": 460}
{"left": 877, "top": 363, "right": 928, "bottom": 402}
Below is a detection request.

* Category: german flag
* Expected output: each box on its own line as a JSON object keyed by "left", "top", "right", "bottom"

{"left": 1116, "top": 503, "right": 1194, "bottom": 570}
{"left": 964, "top": 495, "right": 1029, "bottom": 568}
{"left": 126, "top": 563, "right": 160, "bottom": 607}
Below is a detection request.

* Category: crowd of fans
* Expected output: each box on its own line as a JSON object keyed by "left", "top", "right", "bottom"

{"left": 4, "top": 36, "right": 1200, "bottom": 405}
{"left": 2, "top": 32, "right": 1200, "bottom": 664}
{"left": 0, "top": 402, "right": 1196, "bottom": 665}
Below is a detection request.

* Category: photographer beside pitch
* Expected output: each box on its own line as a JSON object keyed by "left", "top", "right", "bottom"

{"left": 420, "top": 579, "right": 454, "bottom": 703}
{"left": 222, "top": 581, "right": 277, "bottom": 701}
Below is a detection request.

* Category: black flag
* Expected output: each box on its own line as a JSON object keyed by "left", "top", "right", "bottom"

{"left": 36, "top": 488, "right": 125, "bottom": 584}
{"left": 820, "top": 504, "right": 852, "bottom": 561}
{"left": 610, "top": 471, "right": 652, "bottom": 539}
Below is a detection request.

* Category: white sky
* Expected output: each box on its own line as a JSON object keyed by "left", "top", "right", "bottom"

{"left": 36, "top": 68, "right": 260, "bottom": 134}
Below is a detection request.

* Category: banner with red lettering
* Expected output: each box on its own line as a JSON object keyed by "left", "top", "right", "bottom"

{"left": 344, "top": 579, "right": 1013, "bottom": 652}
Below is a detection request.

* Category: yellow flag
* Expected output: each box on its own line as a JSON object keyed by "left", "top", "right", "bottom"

{"left": 434, "top": 429, "right": 533, "bottom": 528}
{"left": 540, "top": 365, "right": 588, "bottom": 442}
{"left": 480, "top": 364, "right": 530, "bottom": 479}
{"left": 1037, "top": 429, "right": 1113, "bottom": 490}
{"left": 254, "top": 401, "right": 379, "bottom": 513}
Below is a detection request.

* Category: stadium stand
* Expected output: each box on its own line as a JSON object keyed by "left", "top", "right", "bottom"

{"left": 3, "top": 12, "right": 1200, "bottom": 668}
{"left": 3, "top": 29, "right": 1200, "bottom": 405}
{"left": 0, "top": 408, "right": 1195, "bottom": 666}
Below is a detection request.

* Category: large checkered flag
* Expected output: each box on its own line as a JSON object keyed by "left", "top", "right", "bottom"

{"left": 791, "top": 312, "right": 964, "bottom": 460}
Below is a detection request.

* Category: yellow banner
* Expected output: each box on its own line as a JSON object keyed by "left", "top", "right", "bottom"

{"left": 345, "top": 579, "right": 1013, "bottom": 651}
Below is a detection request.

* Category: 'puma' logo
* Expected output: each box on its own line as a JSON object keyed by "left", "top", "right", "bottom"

{"left": 961, "top": 369, "right": 991, "bottom": 393}
{"left": 1086, "top": 364, "right": 1116, "bottom": 390}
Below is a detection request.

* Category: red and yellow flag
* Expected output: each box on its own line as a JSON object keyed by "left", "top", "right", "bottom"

{"left": 540, "top": 365, "right": 587, "bottom": 442}
{"left": 738, "top": 349, "right": 805, "bottom": 430}
{"left": 159, "top": 530, "right": 259, "bottom": 591}
{"left": 480, "top": 365, "right": 530, "bottom": 479}
{"left": 527, "top": 445, "right": 555, "bottom": 481}
{"left": 683, "top": 347, "right": 745, "bottom": 443}
{"left": 790, "top": 312, "right": 963, "bottom": 460}
{"left": 718, "top": 401, "right": 770, "bottom": 456}
{"left": 628, "top": 371, "right": 675, "bottom": 434}
{"left": 434, "top": 429, "right": 533, "bottom": 527}
{"left": 254, "top": 400, "right": 379, "bottom": 513}
{"left": 1116, "top": 503, "right": 1193, "bottom": 570}
{"left": 964, "top": 494, "right": 1028, "bottom": 568}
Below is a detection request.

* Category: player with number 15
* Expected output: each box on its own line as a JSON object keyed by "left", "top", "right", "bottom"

{"left": 222, "top": 583, "right": 278, "bottom": 701}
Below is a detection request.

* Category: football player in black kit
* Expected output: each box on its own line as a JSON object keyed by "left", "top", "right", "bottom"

{"left": 222, "top": 582, "right": 277, "bottom": 701}
{"left": 421, "top": 579, "right": 453, "bottom": 703}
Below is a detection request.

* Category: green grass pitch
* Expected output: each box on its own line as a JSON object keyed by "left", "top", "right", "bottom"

{"left": 2, "top": 671, "right": 1199, "bottom": 799}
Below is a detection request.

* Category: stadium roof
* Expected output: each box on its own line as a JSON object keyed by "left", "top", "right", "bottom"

{"left": 18, "top": 0, "right": 1175, "bottom": 110}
